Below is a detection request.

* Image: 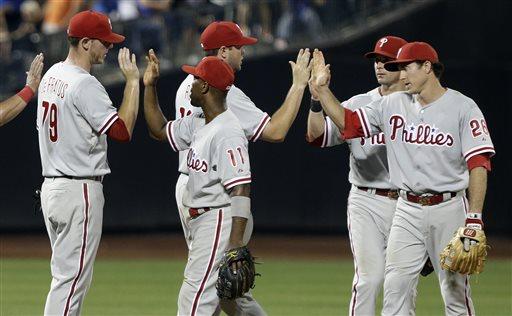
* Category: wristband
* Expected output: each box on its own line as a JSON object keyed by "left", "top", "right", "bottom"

{"left": 467, "top": 212, "right": 482, "bottom": 220}
{"left": 17, "top": 85, "right": 35, "bottom": 103}
{"left": 231, "top": 196, "right": 251, "bottom": 219}
{"left": 465, "top": 212, "right": 483, "bottom": 229}
{"left": 310, "top": 98, "right": 322, "bottom": 113}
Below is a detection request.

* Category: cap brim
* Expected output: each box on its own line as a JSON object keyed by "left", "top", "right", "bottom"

{"left": 181, "top": 65, "right": 197, "bottom": 76}
{"left": 238, "top": 36, "right": 258, "bottom": 46}
{"left": 364, "top": 51, "right": 396, "bottom": 59}
{"left": 100, "top": 32, "right": 125, "bottom": 44}
{"left": 384, "top": 59, "right": 416, "bottom": 71}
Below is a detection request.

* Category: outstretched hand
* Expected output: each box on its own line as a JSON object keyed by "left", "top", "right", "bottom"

{"left": 26, "top": 53, "right": 44, "bottom": 92}
{"left": 309, "top": 49, "right": 330, "bottom": 91}
{"left": 143, "top": 49, "right": 160, "bottom": 86}
{"left": 118, "top": 47, "right": 139, "bottom": 83}
{"left": 290, "top": 48, "right": 312, "bottom": 88}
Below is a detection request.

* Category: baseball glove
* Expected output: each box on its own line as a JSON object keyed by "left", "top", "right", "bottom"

{"left": 440, "top": 227, "right": 488, "bottom": 275}
{"left": 216, "top": 246, "right": 257, "bottom": 300}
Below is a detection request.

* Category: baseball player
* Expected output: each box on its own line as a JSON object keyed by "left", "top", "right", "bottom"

{"left": 144, "top": 56, "right": 254, "bottom": 315}
{"left": 306, "top": 36, "right": 417, "bottom": 315}
{"left": 144, "top": 21, "right": 311, "bottom": 315}
{"left": 0, "top": 53, "right": 43, "bottom": 126}
{"left": 37, "top": 10, "right": 140, "bottom": 315}
{"left": 310, "top": 43, "right": 494, "bottom": 315}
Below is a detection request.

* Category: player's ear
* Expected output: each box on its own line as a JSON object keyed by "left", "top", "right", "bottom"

{"left": 201, "top": 81, "right": 209, "bottom": 94}
{"left": 218, "top": 46, "right": 228, "bottom": 59}
{"left": 80, "top": 38, "right": 92, "bottom": 51}
{"left": 423, "top": 60, "right": 433, "bottom": 74}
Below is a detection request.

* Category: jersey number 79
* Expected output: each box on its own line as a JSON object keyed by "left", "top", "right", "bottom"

{"left": 41, "top": 101, "right": 58, "bottom": 142}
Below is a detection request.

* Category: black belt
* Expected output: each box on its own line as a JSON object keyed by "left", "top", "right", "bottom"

{"left": 48, "top": 175, "right": 103, "bottom": 182}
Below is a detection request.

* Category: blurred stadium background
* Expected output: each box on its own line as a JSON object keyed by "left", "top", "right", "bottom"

{"left": 1, "top": 0, "right": 511, "bottom": 315}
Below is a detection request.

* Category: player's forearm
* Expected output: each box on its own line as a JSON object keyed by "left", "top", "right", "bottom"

{"left": 143, "top": 84, "right": 168, "bottom": 141}
{"left": 118, "top": 80, "right": 140, "bottom": 137}
{"left": 467, "top": 167, "right": 487, "bottom": 214}
{"left": 317, "top": 86, "right": 345, "bottom": 131}
{"left": 229, "top": 184, "right": 251, "bottom": 248}
{"left": 0, "top": 95, "right": 28, "bottom": 127}
{"left": 307, "top": 110, "right": 324, "bottom": 140}
{"left": 261, "top": 84, "right": 306, "bottom": 143}
{"left": 229, "top": 217, "right": 248, "bottom": 249}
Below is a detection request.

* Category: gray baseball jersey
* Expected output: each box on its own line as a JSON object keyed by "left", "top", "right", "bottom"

{"left": 323, "top": 88, "right": 392, "bottom": 189}
{"left": 168, "top": 109, "right": 251, "bottom": 208}
{"left": 174, "top": 74, "right": 270, "bottom": 174}
{"left": 354, "top": 88, "right": 495, "bottom": 193}
{"left": 37, "top": 62, "right": 118, "bottom": 177}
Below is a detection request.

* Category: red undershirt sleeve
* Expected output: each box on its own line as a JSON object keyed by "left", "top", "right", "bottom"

{"left": 107, "top": 118, "right": 131, "bottom": 143}
{"left": 341, "top": 108, "right": 365, "bottom": 139}
{"left": 467, "top": 153, "right": 492, "bottom": 171}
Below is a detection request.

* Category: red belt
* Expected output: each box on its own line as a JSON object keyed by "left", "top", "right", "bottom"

{"left": 357, "top": 186, "right": 399, "bottom": 200}
{"left": 403, "top": 191, "right": 457, "bottom": 206}
{"left": 189, "top": 207, "right": 211, "bottom": 219}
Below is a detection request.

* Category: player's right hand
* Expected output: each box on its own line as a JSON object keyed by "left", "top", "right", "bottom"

{"left": 310, "top": 49, "right": 330, "bottom": 89}
{"left": 26, "top": 53, "right": 44, "bottom": 92}
{"left": 118, "top": 47, "right": 139, "bottom": 83}
{"left": 143, "top": 49, "right": 160, "bottom": 86}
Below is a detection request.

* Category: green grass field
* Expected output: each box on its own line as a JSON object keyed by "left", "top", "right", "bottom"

{"left": 1, "top": 258, "right": 510, "bottom": 315}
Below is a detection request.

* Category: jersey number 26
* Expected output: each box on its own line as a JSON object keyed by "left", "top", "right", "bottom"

{"left": 41, "top": 101, "right": 58, "bottom": 142}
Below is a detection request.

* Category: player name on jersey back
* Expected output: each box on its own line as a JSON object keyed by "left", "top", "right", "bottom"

{"left": 37, "top": 62, "right": 118, "bottom": 177}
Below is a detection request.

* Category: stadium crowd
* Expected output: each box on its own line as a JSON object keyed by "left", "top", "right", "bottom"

{"left": 1, "top": 0, "right": 403, "bottom": 96}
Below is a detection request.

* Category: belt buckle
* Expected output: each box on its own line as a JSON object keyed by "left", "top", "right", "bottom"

{"left": 418, "top": 196, "right": 432, "bottom": 206}
{"left": 387, "top": 190, "right": 398, "bottom": 199}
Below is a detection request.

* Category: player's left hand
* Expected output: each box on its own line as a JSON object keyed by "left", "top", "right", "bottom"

{"left": 118, "top": 47, "right": 139, "bottom": 83}
{"left": 143, "top": 49, "right": 160, "bottom": 86}
{"left": 26, "top": 53, "right": 44, "bottom": 92}
{"left": 216, "top": 246, "right": 258, "bottom": 300}
{"left": 440, "top": 225, "right": 488, "bottom": 275}
{"left": 290, "top": 48, "right": 312, "bottom": 89}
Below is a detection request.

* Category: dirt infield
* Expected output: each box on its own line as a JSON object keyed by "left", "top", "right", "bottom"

{"left": 1, "top": 233, "right": 511, "bottom": 260}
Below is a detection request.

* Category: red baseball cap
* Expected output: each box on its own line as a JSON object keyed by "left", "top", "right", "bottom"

{"left": 182, "top": 57, "right": 235, "bottom": 92}
{"left": 200, "top": 21, "right": 257, "bottom": 50}
{"left": 384, "top": 42, "right": 439, "bottom": 71}
{"left": 364, "top": 36, "right": 407, "bottom": 59}
{"left": 67, "top": 10, "right": 125, "bottom": 43}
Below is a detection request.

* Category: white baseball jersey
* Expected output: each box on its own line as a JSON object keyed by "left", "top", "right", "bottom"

{"left": 167, "top": 109, "right": 251, "bottom": 208}
{"left": 175, "top": 74, "right": 270, "bottom": 174}
{"left": 37, "top": 62, "right": 118, "bottom": 177}
{"left": 322, "top": 88, "right": 392, "bottom": 189}
{"left": 353, "top": 88, "right": 495, "bottom": 193}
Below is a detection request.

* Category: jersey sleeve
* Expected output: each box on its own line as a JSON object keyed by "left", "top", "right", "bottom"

{"left": 166, "top": 116, "right": 202, "bottom": 152}
{"left": 216, "top": 136, "right": 252, "bottom": 190}
{"left": 74, "top": 76, "right": 118, "bottom": 135}
{"left": 354, "top": 98, "right": 385, "bottom": 138}
{"left": 323, "top": 113, "right": 345, "bottom": 147}
{"left": 227, "top": 87, "right": 270, "bottom": 142}
{"left": 460, "top": 102, "right": 495, "bottom": 161}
